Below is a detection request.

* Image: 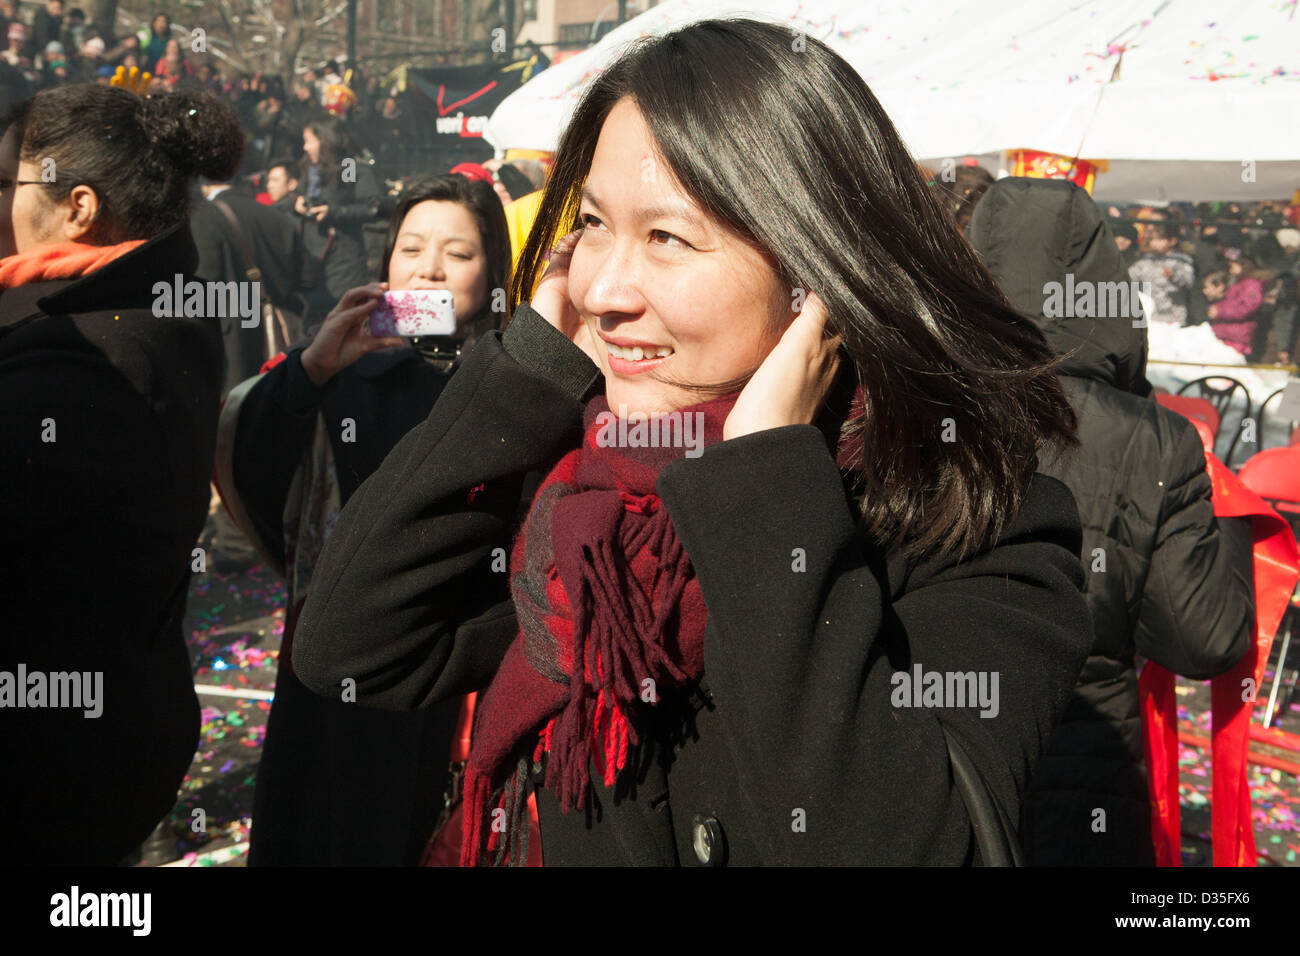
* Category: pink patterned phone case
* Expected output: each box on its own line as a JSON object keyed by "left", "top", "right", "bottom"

{"left": 369, "top": 289, "right": 457, "bottom": 337}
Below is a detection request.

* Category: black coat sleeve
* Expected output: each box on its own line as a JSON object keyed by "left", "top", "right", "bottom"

{"left": 323, "top": 163, "right": 380, "bottom": 228}
{"left": 245, "top": 202, "right": 309, "bottom": 313}
{"left": 657, "top": 436, "right": 1093, "bottom": 864}
{"left": 230, "top": 349, "right": 329, "bottom": 551}
{"left": 291, "top": 304, "right": 602, "bottom": 708}
{"left": 1134, "top": 418, "right": 1255, "bottom": 679}
{"left": 190, "top": 203, "right": 231, "bottom": 282}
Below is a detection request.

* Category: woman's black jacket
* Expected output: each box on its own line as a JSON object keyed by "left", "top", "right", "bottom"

{"left": 292, "top": 303, "right": 1094, "bottom": 865}
{"left": 0, "top": 223, "right": 224, "bottom": 864}
{"left": 226, "top": 341, "right": 469, "bottom": 865}
{"left": 967, "top": 177, "right": 1255, "bottom": 866}
{"left": 300, "top": 158, "right": 379, "bottom": 307}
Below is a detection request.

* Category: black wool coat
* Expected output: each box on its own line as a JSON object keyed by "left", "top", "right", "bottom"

{"left": 228, "top": 341, "right": 477, "bottom": 865}
{"left": 191, "top": 187, "right": 314, "bottom": 393}
{"left": 292, "top": 304, "right": 1094, "bottom": 865}
{"left": 967, "top": 177, "right": 1255, "bottom": 866}
{"left": 192, "top": 188, "right": 311, "bottom": 317}
{"left": 0, "top": 223, "right": 224, "bottom": 864}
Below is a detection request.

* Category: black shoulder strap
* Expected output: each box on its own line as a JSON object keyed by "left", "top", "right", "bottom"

{"left": 943, "top": 724, "right": 1025, "bottom": 866}
{"left": 212, "top": 194, "right": 292, "bottom": 355}
{"left": 211, "top": 195, "right": 262, "bottom": 283}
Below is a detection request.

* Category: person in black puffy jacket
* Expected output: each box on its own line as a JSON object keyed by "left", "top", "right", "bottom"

{"left": 966, "top": 177, "right": 1256, "bottom": 866}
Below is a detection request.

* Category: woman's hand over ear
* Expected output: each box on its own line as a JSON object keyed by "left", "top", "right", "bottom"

{"left": 531, "top": 229, "right": 601, "bottom": 366}
{"left": 724, "top": 292, "right": 841, "bottom": 441}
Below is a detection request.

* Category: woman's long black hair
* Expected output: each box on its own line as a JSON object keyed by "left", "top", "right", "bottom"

{"left": 300, "top": 115, "right": 356, "bottom": 178}
{"left": 511, "top": 17, "right": 1077, "bottom": 558}
{"left": 380, "top": 174, "right": 512, "bottom": 329}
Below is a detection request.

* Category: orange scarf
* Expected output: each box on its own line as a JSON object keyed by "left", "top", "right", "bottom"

{"left": 0, "top": 238, "right": 146, "bottom": 290}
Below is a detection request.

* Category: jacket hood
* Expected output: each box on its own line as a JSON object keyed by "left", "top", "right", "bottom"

{"left": 966, "top": 176, "right": 1150, "bottom": 396}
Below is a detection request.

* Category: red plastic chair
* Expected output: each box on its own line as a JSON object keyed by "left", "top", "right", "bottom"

{"left": 1156, "top": 394, "right": 1218, "bottom": 455}
{"left": 1156, "top": 393, "right": 1220, "bottom": 444}
{"left": 1238, "top": 444, "right": 1300, "bottom": 727}
{"left": 1238, "top": 445, "right": 1300, "bottom": 519}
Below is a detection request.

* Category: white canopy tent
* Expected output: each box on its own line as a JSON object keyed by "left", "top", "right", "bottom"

{"left": 485, "top": 0, "right": 1300, "bottom": 201}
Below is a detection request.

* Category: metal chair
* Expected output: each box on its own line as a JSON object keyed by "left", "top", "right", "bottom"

{"left": 1258, "top": 387, "right": 1300, "bottom": 450}
{"left": 1177, "top": 376, "right": 1252, "bottom": 465}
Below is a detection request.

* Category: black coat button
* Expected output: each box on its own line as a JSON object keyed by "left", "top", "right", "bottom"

{"left": 691, "top": 814, "right": 726, "bottom": 866}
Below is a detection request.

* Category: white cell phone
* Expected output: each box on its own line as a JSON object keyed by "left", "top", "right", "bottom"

{"left": 369, "top": 289, "right": 456, "bottom": 337}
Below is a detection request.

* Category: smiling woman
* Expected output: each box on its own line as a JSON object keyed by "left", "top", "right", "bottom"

{"left": 291, "top": 17, "right": 1094, "bottom": 867}
{"left": 558, "top": 100, "right": 793, "bottom": 419}
{"left": 513, "top": 23, "right": 1082, "bottom": 557}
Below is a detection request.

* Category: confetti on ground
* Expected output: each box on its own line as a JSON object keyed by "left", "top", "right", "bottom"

{"left": 139, "top": 515, "right": 287, "bottom": 866}
{"left": 1175, "top": 670, "right": 1300, "bottom": 866}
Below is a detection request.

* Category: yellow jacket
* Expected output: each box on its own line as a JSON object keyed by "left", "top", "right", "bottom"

{"left": 504, "top": 190, "right": 547, "bottom": 300}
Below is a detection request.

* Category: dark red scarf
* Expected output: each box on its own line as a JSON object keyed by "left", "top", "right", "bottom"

{"left": 461, "top": 391, "right": 739, "bottom": 866}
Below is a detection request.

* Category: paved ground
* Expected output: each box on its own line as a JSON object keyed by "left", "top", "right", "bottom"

{"left": 137, "top": 508, "right": 1300, "bottom": 867}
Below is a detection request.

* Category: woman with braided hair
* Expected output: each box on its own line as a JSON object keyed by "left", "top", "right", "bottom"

{"left": 294, "top": 18, "right": 1093, "bottom": 866}
{"left": 0, "top": 83, "right": 242, "bottom": 863}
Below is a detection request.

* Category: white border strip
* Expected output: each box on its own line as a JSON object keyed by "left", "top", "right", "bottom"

{"left": 194, "top": 684, "right": 275, "bottom": 701}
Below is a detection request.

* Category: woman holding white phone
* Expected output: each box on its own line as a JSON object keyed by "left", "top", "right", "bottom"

{"left": 293, "top": 19, "right": 1093, "bottom": 866}
{"left": 214, "top": 173, "right": 510, "bottom": 865}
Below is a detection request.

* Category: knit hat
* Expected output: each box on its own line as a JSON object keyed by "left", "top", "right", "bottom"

{"left": 83, "top": 37, "right": 105, "bottom": 56}
{"left": 44, "top": 41, "right": 65, "bottom": 57}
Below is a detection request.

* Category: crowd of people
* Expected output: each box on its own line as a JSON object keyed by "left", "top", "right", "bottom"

{"left": 0, "top": 15, "right": 1294, "bottom": 870}
{"left": 0, "top": 4, "right": 518, "bottom": 187}
{"left": 932, "top": 164, "right": 1300, "bottom": 364}
{"left": 1119, "top": 205, "right": 1299, "bottom": 365}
